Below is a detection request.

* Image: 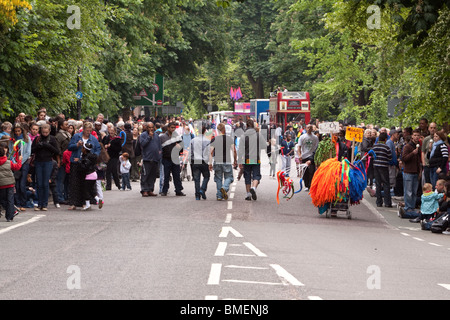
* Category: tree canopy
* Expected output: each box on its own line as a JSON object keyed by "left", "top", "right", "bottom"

{"left": 0, "top": 0, "right": 448, "bottom": 127}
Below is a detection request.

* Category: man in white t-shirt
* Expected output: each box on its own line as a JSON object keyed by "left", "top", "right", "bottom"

{"left": 298, "top": 124, "right": 319, "bottom": 190}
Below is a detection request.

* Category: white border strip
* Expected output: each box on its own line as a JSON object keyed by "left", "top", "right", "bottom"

{"left": 0, "top": 215, "right": 45, "bottom": 235}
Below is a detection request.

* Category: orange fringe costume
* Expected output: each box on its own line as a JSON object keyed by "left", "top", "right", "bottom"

{"left": 309, "top": 157, "right": 350, "bottom": 208}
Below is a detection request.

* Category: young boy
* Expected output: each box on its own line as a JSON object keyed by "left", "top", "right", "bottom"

{"left": 0, "top": 141, "right": 22, "bottom": 222}
{"left": 119, "top": 152, "right": 132, "bottom": 191}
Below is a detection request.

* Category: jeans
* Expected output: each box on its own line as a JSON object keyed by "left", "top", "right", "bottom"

{"left": 162, "top": 158, "right": 183, "bottom": 194}
{"left": 429, "top": 167, "right": 440, "bottom": 189}
{"left": 214, "top": 164, "right": 234, "bottom": 199}
{"left": 0, "top": 187, "right": 15, "bottom": 220}
{"left": 121, "top": 172, "right": 131, "bottom": 190}
{"left": 403, "top": 172, "right": 419, "bottom": 213}
{"left": 243, "top": 164, "right": 261, "bottom": 185}
{"left": 14, "top": 161, "right": 29, "bottom": 207}
{"left": 35, "top": 161, "right": 53, "bottom": 208}
{"left": 374, "top": 166, "right": 391, "bottom": 207}
{"left": 159, "top": 160, "right": 164, "bottom": 193}
{"left": 56, "top": 165, "right": 67, "bottom": 202}
{"left": 192, "top": 162, "right": 210, "bottom": 197}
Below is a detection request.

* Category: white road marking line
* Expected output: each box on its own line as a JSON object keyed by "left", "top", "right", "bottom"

{"left": 229, "top": 192, "right": 235, "bottom": 199}
{"left": 231, "top": 186, "right": 236, "bottom": 192}
{"left": 438, "top": 284, "right": 450, "bottom": 290}
{"left": 222, "top": 279, "right": 283, "bottom": 286}
{"left": 225, "top": 213, "right": 232, "bottom": 223}
{"left": 400, "top": 232, "right": 410, "bottom": 237}
{"left": 413, "top": 237, "right": 425, "bottom": 241}
{"left": 243, "top": 242, "right": 267, "bottom": 257}
{"left": 214, "top": 242, "right": 227, "bottom": 256}
{"left": 0, "top": 215, "right": 45, "bottom": 235}
{"left": 270, "top": 264, "right": 304, "bottom": 286}
{"left": 205, "top": 295, "right": 218, "bottom": 300}
{"left": 227, "top": 201, "right": 232, "bottom": 210}
{"left": 207, "top": 263, "right": 222, "bottom": 285}
{"left": 225, "top": 265, "right": 269, "bottom": 270}
{"left": 226, "top": 253, "right": 256, "bottom": 257}
{"left": 308, "top": 296, "right": 323, "bottom": 300}
{"left": 219, "top": 226, "right": 243, "bottom": 238}
{"left": 428, "top": 242, "right": 442, "bottom": 247}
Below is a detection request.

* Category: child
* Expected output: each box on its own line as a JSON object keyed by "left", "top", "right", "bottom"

{"left": 269, "top": 138, "right": 278, "bottom": 178}
{"left": 119, "top": 152, "right": 132, "bottom": 191}
{"left": 418, "top": 183, "right": 444, "bottom": 229}
{"left": 80, "top": 142, "right": 98, "bottom": 211}
{"left": 0, "top": 141, "right": 22, "bottom": 222}
{"left": 95, "top": 142, "right": 109, "bottom": 209}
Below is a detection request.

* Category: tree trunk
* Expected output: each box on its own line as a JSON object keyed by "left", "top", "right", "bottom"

{"left": 246, "top": 71, "right": 265, "bottom": 99}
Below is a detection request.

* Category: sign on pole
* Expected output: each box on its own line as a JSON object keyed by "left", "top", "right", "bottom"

{"left": 345, "top": 127, "right": 364, "bottom": 143}
{"left": 318, "top": 122, "right": 340, "bottom": 134}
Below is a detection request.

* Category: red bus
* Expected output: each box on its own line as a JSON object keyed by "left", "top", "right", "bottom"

{"left": 269, "top": 91, "right": 311, "bottom": 130}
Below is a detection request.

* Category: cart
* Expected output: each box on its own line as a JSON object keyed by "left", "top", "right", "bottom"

{"left": 320, "top": 197, "right": 352, "bottom": 219}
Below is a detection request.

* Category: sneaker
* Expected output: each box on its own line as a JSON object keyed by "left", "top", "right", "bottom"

{"left": 220, "top": 188, "right": 228, "bottom": 200}
{"left": 82, "top": 206, "right": 91, "bottom": 211}
{"left": 176, "top": 192, "right": 186, "bottom": 196}
{"left": 216, "top": 197, "right": 223, "bottom": 201}
{"left": 55, "top": 203, "right": 60, "bottom": 208}
{"left": 98, "top": 200, "right": 104, "bottom": 209}
{"left": 41, "top": 207, "right": 48, "bottom": 211}
{"left": 442, "top": 230, "right": 450, "bottom": 235}
{"left": 250, "top": 188, "right": 257, "bottom": 200}
{"left": 34, "top": 207, "right": 40, "bottom": 211}
{"left": 199, "top": 190, "right": 206, "bottom": 200}
{"left": 409, "top": 217, "right": 421, "bottom": 223}
{"left": 245, "top": 196, "right": 252, "bottom": 201}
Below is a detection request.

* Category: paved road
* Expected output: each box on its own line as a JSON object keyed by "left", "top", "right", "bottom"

{"left": 1, "top": 158, "right": 450, "bottom": 300}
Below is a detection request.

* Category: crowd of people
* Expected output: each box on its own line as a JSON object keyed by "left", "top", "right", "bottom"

{"left": 0, "top": 110, "right": 449, "bottom": 234}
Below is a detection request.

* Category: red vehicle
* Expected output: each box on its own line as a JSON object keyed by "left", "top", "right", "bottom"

{"left": 269, "top": 91, "right": 311, "bottom": 130}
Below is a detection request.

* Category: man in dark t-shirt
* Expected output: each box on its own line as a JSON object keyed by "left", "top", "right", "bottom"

{"left": 209, "top": 123, "right": 236, "bottom": 201}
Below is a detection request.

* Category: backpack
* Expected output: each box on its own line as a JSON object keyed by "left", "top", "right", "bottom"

{"left": 430, "top": 213, "right": 449, "bottom": 233}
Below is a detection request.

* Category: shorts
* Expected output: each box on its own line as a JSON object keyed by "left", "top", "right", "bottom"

{"left": 243, "top": 164, "right": 261, "bottom": 185}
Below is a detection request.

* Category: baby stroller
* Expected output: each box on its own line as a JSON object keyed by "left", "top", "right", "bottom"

{"left": 180, "top": 149, "right": 191, "bottom": 181}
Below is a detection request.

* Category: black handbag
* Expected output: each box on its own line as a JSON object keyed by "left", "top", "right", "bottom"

{"left": 431, "top": 213, "right": 449, "bottom": 233}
